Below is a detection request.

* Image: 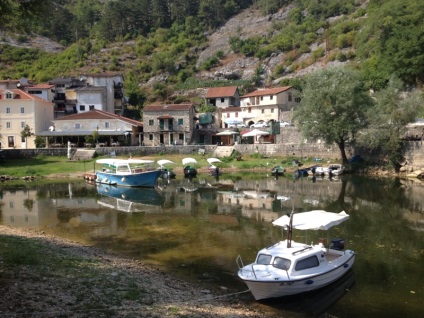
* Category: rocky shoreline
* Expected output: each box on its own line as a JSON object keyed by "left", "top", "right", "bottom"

{"left": 0, "top": 225, "right": 280, "bottom": 318}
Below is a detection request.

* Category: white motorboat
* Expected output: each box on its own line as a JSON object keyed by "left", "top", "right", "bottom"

{"left": 236, "top": 210, "right": 355, "bottom": 300}
{"left": 315, "top": 164, "right": 345, "bottom": 176}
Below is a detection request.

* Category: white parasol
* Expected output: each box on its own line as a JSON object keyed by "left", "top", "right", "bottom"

{"left": 216, "top": 130, "right": 239, "bottom": 136}
{"left": 157, "top": 159, "right": 175, "bottom": 168}
{"left": 207, "top": 158, "right": 222, "bottom": 165}
{"left": 272, "top": 210, "right": 349, "bottom": 230}
{"left": 182, "top": 157, "right": 197, "bottom": 166}
{"left": 242, "top": 129, "right": 270, "bottom": 137}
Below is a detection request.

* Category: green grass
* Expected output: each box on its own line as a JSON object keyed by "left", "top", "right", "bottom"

{"left": 0, "top": 154, "right": 341, "bottom": 179}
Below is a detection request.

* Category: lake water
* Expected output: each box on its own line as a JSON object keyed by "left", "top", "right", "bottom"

{"left": 1, "top": 174, "right": 423, "bottom": 317}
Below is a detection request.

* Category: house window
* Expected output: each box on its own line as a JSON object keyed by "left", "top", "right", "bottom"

{"left": 80, "top": 105, "right": 85, "bottom": 111}
{"left": 20, "top": 107, "right": 25, "bottom": 114}
{"left": 8, "top": 136, "right": 14, "bottom": 147}
{"left": 179, "top": 133, "right": 184, "bottom": 140}
{"left": 270, "top": 95, "right": 274, "bottom": 100}
{"left": 105, "top": 122, "right": 110, "bottom": 129}
{"left": 149, "top": 119, "right": 154, "bottom": 126}
{"left": 221, "top": 98, "right": 225, "bottom": 103}
{"left": 75, "top": 123, "right": 81, "bottom": 129}
{"left": 295, "top": 97, "right": 301, "bottom": 103}
{"left": 248, "top": 107, "right": 251, "bottom": 113}
{"left": 261, "top": 109, "right": 265, "bottom": 114}
{"left": 178, "top": 118, "right": 183, "bottom": 125}
{"left": 260, "top": 96, "right": 264, "bottom": 101}
{"left": 271, "top": 108, "right": 274, "bottom": 113}
{"left": 288, "top": 93, "right": 292, "bottom": 102}
{"left": 6, "top": 93, "right": 12, "bottom": 99}
{"left": 6, "top": 122, "right": 11, "bottom": 129}
{"left": 149, "top": 134, "right": 153, "bottom": 141}
{"left": 21, "top": 122, "right": 25, "bottom": 128}
{"left": 21, "top": 136, "right": 25, "bottom": 142}
{"left": 6, "top": 107, "right": 11, "bottom": 114}
{"left": 89, "top": 105, "right": 95, "bottom": 110}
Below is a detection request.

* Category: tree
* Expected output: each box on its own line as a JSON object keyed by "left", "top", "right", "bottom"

{"left": 294, "top": 66, "right": 374, "bottom": 162}
{"left": 0, "top": 0, "right": 52, "bottom": 31}
{"left": 357, "top": 76, "right": 424, "bottom": 170}
{"left": 20, "top": 125, "right": 33, "bottom": 149}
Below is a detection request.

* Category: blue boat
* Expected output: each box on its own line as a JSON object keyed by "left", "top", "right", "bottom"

{"left": 95, "top": 158, "right": 163, "bottom": 187}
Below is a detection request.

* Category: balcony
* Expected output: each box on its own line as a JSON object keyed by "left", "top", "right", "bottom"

{"left": 158, "top": 124, "right": 174, "bottom": 131}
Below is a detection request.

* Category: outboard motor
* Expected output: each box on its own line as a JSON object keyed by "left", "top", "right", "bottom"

{"left": 330, "top": 238, "right": 345, "bottom": 250}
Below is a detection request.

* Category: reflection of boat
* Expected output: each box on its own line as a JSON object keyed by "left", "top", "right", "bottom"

{"left": 237, "top": 210, "right": 355, "bottom": 300}
{"left": 95, "top": 159, "right": 163, "bottom": 187}
{"left": 264, "top": 269, "right": 356, "bottom": 316}
{"left": 182, "top": 157, "right": 198, "bottom": 178}
{"left": 271, "top": 165, "right": 285, "bottom": 176}
{"left": 96, "top": 184, "right": 164, "bottom": 212}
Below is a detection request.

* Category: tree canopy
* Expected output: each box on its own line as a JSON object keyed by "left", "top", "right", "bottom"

{"left": 294, "top": 66, "right": 374, "bottom": 162}
{"left": 357, "top": 76, "right": 424, "bottom": 169}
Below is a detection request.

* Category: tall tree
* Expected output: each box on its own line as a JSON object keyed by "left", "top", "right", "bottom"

{"left": 358, "top": 76, "right": 424, "bottom": 169}
{"left": 0, "top": 0, "right": 52, "bottom": 31}
{"left": 294, "top": 66, "right": 374, "bottom": 162}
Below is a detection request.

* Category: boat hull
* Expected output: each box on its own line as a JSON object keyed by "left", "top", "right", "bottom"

{"left": 95, "top": 170, "right": 163, "bottom": 187}
{"left": 239, "top": 251, "right": 355, "bottom": 300}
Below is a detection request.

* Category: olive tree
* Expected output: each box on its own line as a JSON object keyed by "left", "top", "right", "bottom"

{"left": 294, "top": 66, "right": 375, "bottom": 162}
{"left": 357, "top": 76, "right": 424, "bottom": 169}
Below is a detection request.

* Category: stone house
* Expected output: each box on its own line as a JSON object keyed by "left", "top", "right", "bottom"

{"left": 0, "top": 89, "right": 54, "bottom": 149}
{"left": 240, "top": 86, "right": 300, "bottom": 125}
{"left": 205, "top": 86, "right": 240, "bottom": 108}
{"left": 143, "top": 103, "right": 196, "bottom": 146}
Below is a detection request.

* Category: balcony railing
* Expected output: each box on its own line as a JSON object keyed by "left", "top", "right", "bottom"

{"left": 158, "top": 125, "right": 174, "bottom": 131}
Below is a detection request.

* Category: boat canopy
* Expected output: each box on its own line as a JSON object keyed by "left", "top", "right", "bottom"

{"left": 96, "top": 159, "right": 155, "bottom": 166}
{"left": 272, "top": 210, "right": 349, "bottom": 230}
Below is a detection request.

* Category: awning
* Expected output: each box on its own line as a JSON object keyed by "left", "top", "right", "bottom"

{"left": 157, "top": 115, "right": 174, "bottom": 119}
{"left": 216, "top": 130, "right": 239, "bottom": 136}
{"left": 37, "top": 130, "right": 130, "bottom": 137}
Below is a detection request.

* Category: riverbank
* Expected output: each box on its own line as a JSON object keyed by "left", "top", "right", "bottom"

{"left": 0, "top": 225, "right": 281, "bottom": 318}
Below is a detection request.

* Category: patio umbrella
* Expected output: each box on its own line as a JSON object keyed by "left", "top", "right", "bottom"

{"left": 157, "top": 159, "right": 175, "bottom": 168}
{"left": 182, "top": 157, "right": 197, "bottom": 166}
{"left": 207, "top": 158, "right": 222, "bottom": 165}
{"left": 242, "top": 129, "right": 270, "bottom": 137}
{"left": 216, "top": 130, "right": 239, "bottom": 136}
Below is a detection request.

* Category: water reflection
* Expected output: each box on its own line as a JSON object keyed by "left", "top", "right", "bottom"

{"left": 1, "top": 175, "right": 424, "bottom": 317}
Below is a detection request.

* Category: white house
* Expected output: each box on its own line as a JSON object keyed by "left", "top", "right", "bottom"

{"left": 240, "top": 86, "right": 300, "bottom": 125}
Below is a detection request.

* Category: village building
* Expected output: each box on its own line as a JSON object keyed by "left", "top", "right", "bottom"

{"left": 0, "top": 89, "right": 54, "bottom": 149}
{"left": 240, "top": 86, "right": 300, "bottom": 126}
{"left": 37, "top": 109, "right": 143, "bottom": 147}
{"left": 205, "top": 86, "right": 240, "bottom": 108}
{"left": 143, "top": 103, "right": 196, "bottom": 146}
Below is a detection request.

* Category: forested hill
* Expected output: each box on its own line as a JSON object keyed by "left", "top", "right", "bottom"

{"left": 0, "top": 0, "right": 423, "bottom": 104}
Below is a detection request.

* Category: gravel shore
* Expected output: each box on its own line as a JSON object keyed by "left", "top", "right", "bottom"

{"left": 0, "top": 225, "right": 280, "bottom": 318}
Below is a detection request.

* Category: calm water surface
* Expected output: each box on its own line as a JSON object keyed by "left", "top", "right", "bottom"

{"left": 1, "top": 174, "right": 423, "bottom": 317}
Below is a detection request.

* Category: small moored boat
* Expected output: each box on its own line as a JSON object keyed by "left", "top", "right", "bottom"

{"left": 95, "top": 158, "right": 163, "bottom": 187}
{"left": 271, "top": 165, "right": 285, "bottom": 176}
{"left": 236, "top": 210, "right": 355, "bottom": 300}
{"left": 182, "top": 157, "right": 198, "bottom": 178}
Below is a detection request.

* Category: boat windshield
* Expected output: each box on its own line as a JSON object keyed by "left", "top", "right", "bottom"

{"left": 257, "top": 254, "right": 272, "bottom": 265}
{"left": 273, "top": 257, "right": 291, "bottom": 270}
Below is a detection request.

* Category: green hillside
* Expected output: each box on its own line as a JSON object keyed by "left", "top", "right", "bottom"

{"left": 0, "top": 0, "right": 423, "bottom": 103}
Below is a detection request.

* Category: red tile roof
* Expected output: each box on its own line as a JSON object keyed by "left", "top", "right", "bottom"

{"left": 27, "top": 84, "right": 55, "bottom": 89}
{"left": 241, "top": 86, "right": 292, "bottom": 98}
{"left": 0, "top": 89, "right": 51, "bottom": 103}
{"left": 221, "top": 107, "right": 242, "bottom": 112}
{"left": 55, "top": 109, "right": 143, "bottom": 126}
{"left": 205, "top": 86, "right": 238, "bottom": 98}
{"left": 143, "top": 103, "right": 195, "bottom": 112}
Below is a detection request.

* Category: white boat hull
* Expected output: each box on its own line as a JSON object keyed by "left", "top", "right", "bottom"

{"left": 239, "top": 249, "right": 355, "bottom": 300}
